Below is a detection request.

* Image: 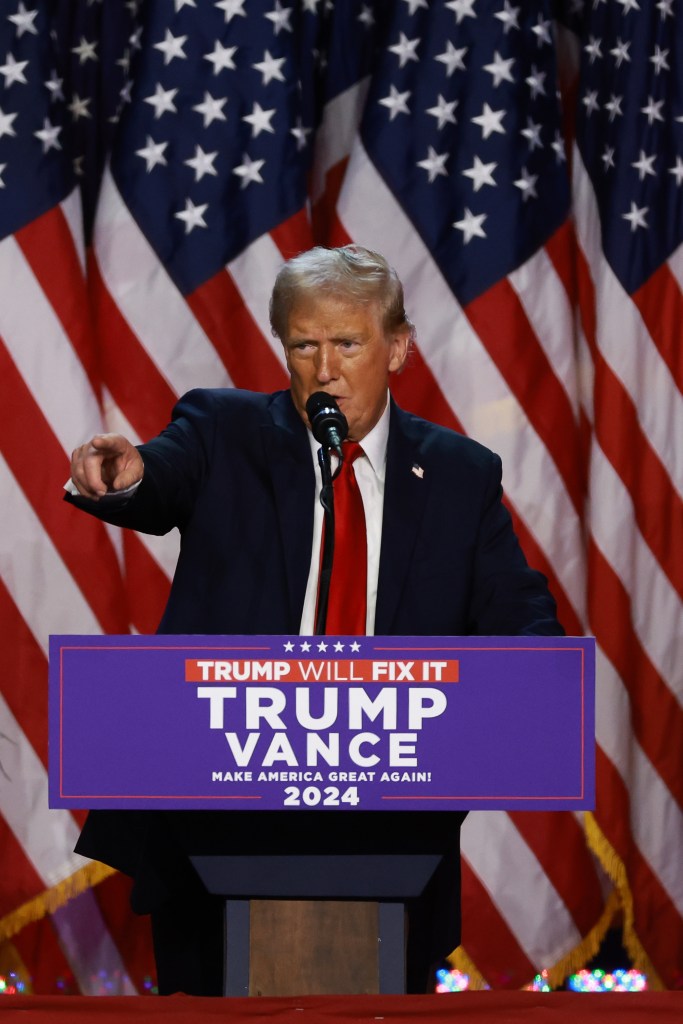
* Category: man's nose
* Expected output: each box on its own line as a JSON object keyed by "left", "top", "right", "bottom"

{"left": 314, "top": 344, "right": 339, "bottom": 382}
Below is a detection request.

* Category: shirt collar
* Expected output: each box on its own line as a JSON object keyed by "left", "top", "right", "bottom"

{"left": 306, "top": 391, "right": 390, "bottom": 480}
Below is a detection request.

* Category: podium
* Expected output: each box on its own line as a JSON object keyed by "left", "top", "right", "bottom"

{"left": 192, "top": 853, "right": 445, "bottom": 994}
{"left": 49, "top": 634, "right": 595, "bottom": 995}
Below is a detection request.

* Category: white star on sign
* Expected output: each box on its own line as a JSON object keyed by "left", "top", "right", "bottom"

{"left": 622, "top": 202, "right": 648, "bottom": 231}
{"left": 193, "top": 91, "right": 227, "bottom": 127}
{"left": 317, "top": 641, "right": 328, "bottom": 652}
{"left": 300, "top": 641, "right": 311, "bottom": 652}
{"left": 175, "top": 198, "right": 208, "bottom": 234}
{"left": 333, "top": 642, "right": 344, "bottom": 652}
{"left": 185, "top": 144, "right": 219, "bottom": 181}
{"left": 144, "top": 83, "right": 178, "bottom": 119}
{"left": 233, "top": 152, "right": 265, "bottom": 188}
{"left": 349, "top": 641, "right": 361, "bottom": 652}
{"left": 135, "top": 135, "right": 168, "bottom": 171}
{"left": 462, "top": 155, "right": 497, "bottom": 191}
{"left": 471, "top": 102, "right": 505, "bottom": 138}
{"left": 453, "top": 207, "right": 487, "bottom": 243}
{"left": 154, "top": 29, "right": 188, "bottom": 65}
{"left": 417, "top": 146, "right": 448, "bottom": 182}
{"left": 283, "top": 641, "right": 294, "bottom": 651}
{"left": 242, "top": 101, "right": 276, "bottom": 137}
{"left": 204, "top": 40, "right": 237, "bottom": 74}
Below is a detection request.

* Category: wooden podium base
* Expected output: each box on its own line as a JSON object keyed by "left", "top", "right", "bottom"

{"left": 225, "top": 899, "right": 407, "bottom": 996}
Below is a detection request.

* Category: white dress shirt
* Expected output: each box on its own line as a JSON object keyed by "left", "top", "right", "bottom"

{"left": 299, "top": 397, "right": 390, "bottom": 636}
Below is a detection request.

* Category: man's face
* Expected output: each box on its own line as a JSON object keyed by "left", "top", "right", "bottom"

{"left": 282, "top": 292, "right": 410, "bottom": 442}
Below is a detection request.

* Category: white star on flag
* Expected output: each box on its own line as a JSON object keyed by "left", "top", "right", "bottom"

{"left": 193, "top": 92, "right": 228, "bottom": 127}
{"left": 154, "top": 29, "right": 188, "bottom": 66}
{"left": 453, "top": 207, "right": 487, "bottom": 243}
{"left": 184, "top": 145, "right": 219, "bottom": 181}
{"left": 232, "top": 152, "right": 265, "bottom": 188}
{"left": 204, "top": 40, "right": 238, "bottom": 74}
{"left": 174, "top": 198, "right": 208, "bottom": 233}
{"left": 417, "top": 146, "right": 448, "bottom": 182}
{"left": 135, "top": 136, "right": 168, "bottom": 171}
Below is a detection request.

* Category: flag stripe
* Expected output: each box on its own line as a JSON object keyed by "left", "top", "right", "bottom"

{"left": 89, "top": 256, "right": 179, "bottom": 441}
{"left": 0, "top": 342, "right": 128, "bottom": 634}
{"left": 459, "top": 856, "right": 537, "bottom": 988}
{"left": 15, "top": 206, "right": 100, "bottom": 402}
{"left": 632, "top": 261, "right": 683, "bottom": 394}
{"left": 186, "top": 268, "right": 286, "bottom": 393}
{"left": 464, "top": 279, "right": 584, "bottom": 514}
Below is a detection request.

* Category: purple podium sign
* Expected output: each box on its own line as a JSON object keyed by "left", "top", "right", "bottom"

{"left": 49, "top": 634, "right": 594, "bottom": 812}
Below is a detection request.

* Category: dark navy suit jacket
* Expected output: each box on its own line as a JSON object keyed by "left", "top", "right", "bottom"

{"left": 67, "top": 386, "right": 563, "bottom": 966}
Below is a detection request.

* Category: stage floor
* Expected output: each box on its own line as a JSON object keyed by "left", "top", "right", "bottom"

{"left": 0, "top": 992, "right": 681, "bottom": 1022}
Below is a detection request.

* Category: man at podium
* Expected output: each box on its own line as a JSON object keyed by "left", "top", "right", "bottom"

{"left": 66, "top": 245, "right": 562, "bottom": 995}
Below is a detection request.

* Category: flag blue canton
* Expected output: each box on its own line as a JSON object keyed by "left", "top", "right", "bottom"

{"left": 575, "top": 0, "right": 683, "bottom": 294}
{"left": 0, "top": 1, "right": 136, "bottom": 240}
{"left": 113, "top": 0, "right": 382, "bottom": 295}
{"left": 361, "top": 0, "right": 570, "bottom": 306}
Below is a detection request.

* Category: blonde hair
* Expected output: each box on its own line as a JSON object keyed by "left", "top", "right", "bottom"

{"left": 269, "top": 244, "right": 415, "bottom": 342}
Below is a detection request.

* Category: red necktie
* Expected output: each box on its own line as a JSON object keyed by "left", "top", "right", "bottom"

{"left": 324, "top": 441, "right": 367, "bottom": 635}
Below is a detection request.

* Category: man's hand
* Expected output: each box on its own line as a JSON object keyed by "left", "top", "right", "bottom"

{"left": 70, "top": 433, "right": 144, "bottom": 500}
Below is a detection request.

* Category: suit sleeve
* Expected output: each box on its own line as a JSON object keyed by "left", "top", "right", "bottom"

{"left": 63, "top": 390, "right": 214, "bottom": 536}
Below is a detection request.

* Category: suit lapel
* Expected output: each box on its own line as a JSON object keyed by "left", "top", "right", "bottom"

{"left": 262, "top": 391, "right": 316, "bottom": 630}
{"left": 375, "top": 402, "right": 430, "bottom": 634}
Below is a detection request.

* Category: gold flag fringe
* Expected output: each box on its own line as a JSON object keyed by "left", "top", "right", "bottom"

{"left": 0, "top": 862, "right": 116, "bottom": 944}
{"left": 585, "top": 810, "right": 665, "bottom": 990}
{"left": 448, "top": 885, "right": 621, "bottom": 991}
{"left": 0, "top": 938, "right": 34, "bottom": 993}
{"left": 448, "top": 944, "right": 490, "bottom": 989}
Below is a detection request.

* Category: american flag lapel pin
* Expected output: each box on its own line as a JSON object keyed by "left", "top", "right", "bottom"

{"left": 411, "top": 463, "right": 424, "bottom": 479}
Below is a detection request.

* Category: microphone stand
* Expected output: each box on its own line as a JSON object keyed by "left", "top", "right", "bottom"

{"left": 314, "top": 445, "right": 342, "bottom": 635}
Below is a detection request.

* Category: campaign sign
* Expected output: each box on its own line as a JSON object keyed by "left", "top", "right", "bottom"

{"left": 49, "top": 635, "right": 595, "bottom": 811}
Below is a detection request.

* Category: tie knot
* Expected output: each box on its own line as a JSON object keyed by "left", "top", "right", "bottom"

{"left": 342, "top": 441, "right": 364, "bottom": 466}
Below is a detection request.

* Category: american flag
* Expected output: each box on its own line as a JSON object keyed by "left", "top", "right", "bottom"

{"left": 0, "top": 0, "right": 680, "bottom": 993}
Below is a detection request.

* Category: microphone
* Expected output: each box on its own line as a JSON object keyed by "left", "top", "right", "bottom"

{"left": 305, "top": 392, "right": 348, "bottom": 458}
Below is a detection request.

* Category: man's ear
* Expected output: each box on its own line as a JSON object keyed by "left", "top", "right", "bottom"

{"left": 388, "top": 328, "right": 412, "bottom": 375}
